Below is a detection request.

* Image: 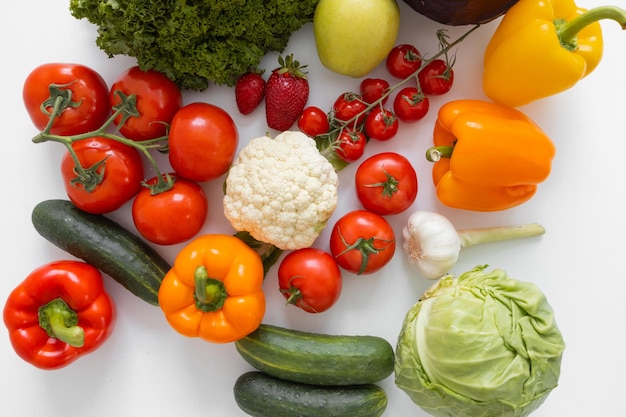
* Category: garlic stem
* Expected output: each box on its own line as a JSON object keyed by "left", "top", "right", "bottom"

{"left": 457, "top": 223, "right": 545, "bottom": 248}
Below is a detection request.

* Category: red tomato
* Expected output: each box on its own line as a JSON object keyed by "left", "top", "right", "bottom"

{"left": 359, "top": 78, "right": 390, "bottom": 105}
{"left": 109, "top": 66, "right": 182, "bottom": 141}
{"left": 386, "top": 44, "right": 422, "bottom": 79}
{"left": 23, "top": 63, "right": 110, "bottom": 135}
{"left": 277, "top": 248, "right": 343, "bottom": 313}
{"left": 332, "top": 92, "right": 368, "bottom": 125}
{"left": 335, "top": 128, "right": 367, "bottom": 163}
{"left": 168, "top": 102, "right": 238, "bottom": 182}
{"left": 364, "top": 107, "right": 398, "bottom": 141}
{"left": 61, "top": 137, "right": 144, "bottom": 214}
{"left": 355, "top": 152, "right": 418, "bottom": 215}
{"left": 329, "top": 210, "right": 396, "bottom": 275}
{"left": 393, "top": 87, "right": 430, "bottom": 123}
{"left": 132, "top": 174, "right": 208, "bottom": 245}
{"left": 418, "top": 59, "right": 454, "bottom": 95}
{"left": 298, "top": 106, "right": 330, "bottom": 137}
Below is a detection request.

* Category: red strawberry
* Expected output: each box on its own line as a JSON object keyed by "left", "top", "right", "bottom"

{"left": 235, "top": 70, "right": 266, "bottom": 115}
{"left": 265, "top": 54, "right": 309, "bottom": 131}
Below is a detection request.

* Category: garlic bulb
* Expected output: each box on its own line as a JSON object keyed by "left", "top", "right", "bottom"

{"left": 402, "top": 210, "right": 545, "bottom": 280}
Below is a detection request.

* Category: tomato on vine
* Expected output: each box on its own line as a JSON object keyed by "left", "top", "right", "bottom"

{"left": 360, "top": 78, "right": 390, "bottom": 105}
{"left": 355, "top": 152, "right": 418, "bottom": 215}
{"left": 393, "top": 87, "right": 430, "bottom": 123}
{"left": 335, "top": 128, "right": 367, "bottom": 163}
{"left": 109, "top": 66, "right": 182, "bottom": 141}
{"left": 329, "top": 210, "right": 396, "bottom": 275}
{"left": 418, "top": 59, "right": 454, "bottom": 95}
{"left": 278, "top": 248, "right": 343, "bottom": 313}
{"left": 132, "top": 174, "right": 208, "bottom": 246}
{"left": 332, "top": 92, "right": 368, "bottom": 125}
{"left": 168, "top": 102, "right": 238, "bottom": 182}
{"left": 386, "top": 44, "right": 422, "bottom": 79}
{"left": 298, "top": 106, "right": 330, "bottom": 137}
{"left": 364, "top": 107, "right": 398, "bottom": 141}
{"left": 23, "top": 63, "right": 110, "bottom": 135}
{"left": 61, "top": 137, "right": 144, "bottom": 214}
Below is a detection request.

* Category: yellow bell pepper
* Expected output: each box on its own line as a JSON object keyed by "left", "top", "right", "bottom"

{"left": 158, "top": 234, "right": 266, "bottom": 343}
{"left": 427, "top": 100, "right": 556, "bottom": 211}
{"left": 483, "top": 0, "right": 626, "bottom": 107}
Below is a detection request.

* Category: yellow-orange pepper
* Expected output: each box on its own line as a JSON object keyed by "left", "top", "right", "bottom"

{"left": 158, "top": 234, "right": 265, "bottom": 343}
{"left": 427, "top": 100, "right": 556, "bottom": 211}
{"left": 483, "top": 0, "right": 626, "bottom": 107}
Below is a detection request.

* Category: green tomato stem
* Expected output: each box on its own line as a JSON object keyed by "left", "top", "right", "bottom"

{"left": 457, "top": 223, "right": 545, "bottom": 248}
{"left": 38, "top": 298, "right": 85, "bottom": 347}
{"left": 558, "top": 6, "right": 626, "bottom": 48}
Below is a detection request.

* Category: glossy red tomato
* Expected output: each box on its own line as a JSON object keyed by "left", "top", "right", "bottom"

{"left": 386, "top": 44, "right": 422, "bottom": 79}
{"left": 329, "top": 210, "right": 396, "bottom": 275}
{"left": 332, "top": 92, "right": 368, "bottom": 125}
{"left": 23, "top": 63, "right": 110, "bottom": 135}
{"left": 61, "top": 137, "right": 144, "bottom": 214}
{"left": 359, "top": 78, "right": 390, "bottom": 105}
{"left": 335, "top": 128, "right": 367, "bottom": 163}
{"left": 168, "top": 102, "right": 238, "bottom": 182}
{"left": 298, "top": 106, "right": 330, "bottom": 137}
{"left": 277, "top": 248, "right": 343, "bottom": 313}
{"left": 418, "top": 59, "right": 454, "bottom": 95}
{"left": 355, "top": 152, "right": 418, "bottom": 215}
{"left": 109, "top": 66, "right": 182, "bottom": 141}
{"left": 393, "top": 87, "right": 430, "bottom": 123}
{"left": 132, "top": 174, "right": 208, "bottom": 245}
{"left": 364, "top": 107, "right": 398, "bottom": 141}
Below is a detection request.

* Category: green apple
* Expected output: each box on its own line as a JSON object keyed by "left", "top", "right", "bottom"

{"left": 313, "top": 0, "right": 400, "bottom": 78}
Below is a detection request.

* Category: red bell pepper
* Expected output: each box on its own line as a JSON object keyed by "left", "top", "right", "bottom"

{"left": 3, "top": 260, "right": 115, "bottom": 370}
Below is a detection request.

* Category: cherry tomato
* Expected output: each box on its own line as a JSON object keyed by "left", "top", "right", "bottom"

{"left": 418, "top": 59, "right": 454, "bottom": 95}
{"left": 329, "top": 210, "right": 396, "bottom": 275}
{"left": 332, "top": 92, "right": 368, "bottom": 125}
{"left": 61, "top": 137, "right": 144, "bottom": 214}
{"left": 278, "top": 248, "right": 343, "bottom": 313}
{"left": 393, "top": 87, "right": 430, "bottom": 123}
{"left": 132, "top": 174, "right": 208, "bottom": 246}
{"left": 109, "top": 66, "right": 182, "bottom": 141}
{"left": 23, "top": 63, "right": 110, "bottom": 135}
{"left": 335, "top": 128, "right": 367, "bottom": 163}
{"left": 168, "top": 102, "right": 238, "bottom": 182}
{"left": 364, "top": 107, "right": 398, "bottom": 141}
{"left": 386, "top": 44, "right": 422, "bottom": 79}
{"left": 359, "top": 78, "right": 390, "bottom": 105}
{"left": 298, "top": 106, "right": 330, "bottom": 137}
{"left": 355, "top": 152, "right": 418, "bottom": 215}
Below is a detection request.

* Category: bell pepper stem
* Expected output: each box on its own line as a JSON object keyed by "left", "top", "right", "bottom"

{"left": 426, "top": 145, "right": 454, "bottom": 162}
{"left": 457, "top": 223, "right": 545, "bottom": 248}
{"left": 558, "top": 6, "right": 626, "bottom": 48}
{"left": 38, "top": 298, "right": 85, "bottom": 347}
{"left": 194, "top": 265, "right": 227, "bottom": 312}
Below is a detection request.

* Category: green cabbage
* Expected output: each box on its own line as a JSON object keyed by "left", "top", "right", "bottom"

{"left": 395, "top": 265, "right": 565, "bottom": 417}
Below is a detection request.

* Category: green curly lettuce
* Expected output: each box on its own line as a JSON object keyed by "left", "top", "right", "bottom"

{"left": 395, "top": 265, "right": 565, "bottom": 417}
{"left": 69, "top": 0, "right": 319, "bottom": 90}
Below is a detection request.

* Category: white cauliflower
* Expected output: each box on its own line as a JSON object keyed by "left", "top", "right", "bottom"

{"left": 223, "top": 131, "right": 339, "bottom": 250}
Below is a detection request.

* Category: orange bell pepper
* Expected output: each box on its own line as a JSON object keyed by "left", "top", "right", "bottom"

{"left": 426, "top": 99, "right": 556, "bottom": 211}
{"left": 158, "top": 234, "right": 265, "bottom": 343}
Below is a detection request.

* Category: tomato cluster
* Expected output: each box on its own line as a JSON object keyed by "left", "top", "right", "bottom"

{"left": 298, "top": 42, "right": 454, "bottom": 166}
{"left": 24, "top": 63, "right": 238, "bottom": 246}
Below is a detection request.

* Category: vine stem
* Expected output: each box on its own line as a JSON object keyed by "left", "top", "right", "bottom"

{"left": 32, "top": 93, "right": 172, "bottom": 192}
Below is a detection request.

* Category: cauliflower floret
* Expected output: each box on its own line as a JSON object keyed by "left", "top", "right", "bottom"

{"left": 224, "top": 131, "right": 339, "bottom": 250}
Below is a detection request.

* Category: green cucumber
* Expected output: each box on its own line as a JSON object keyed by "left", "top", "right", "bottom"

{"left": 234, "top": 324, "right": 395, "bottom": 386}
{"left": 234, "top": 371, "right": 387, "bottom": 417}
{"left": 31, "top": 199, "right": 171, "bottom": 306}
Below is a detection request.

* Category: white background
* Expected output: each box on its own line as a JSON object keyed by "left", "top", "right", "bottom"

{"left": 1, "top": 1, "right": 624, "bottom": 416}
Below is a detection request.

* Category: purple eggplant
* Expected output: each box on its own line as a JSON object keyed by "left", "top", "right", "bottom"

{"left": 402, "top": 0, "right": 520, "bottom": 26}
